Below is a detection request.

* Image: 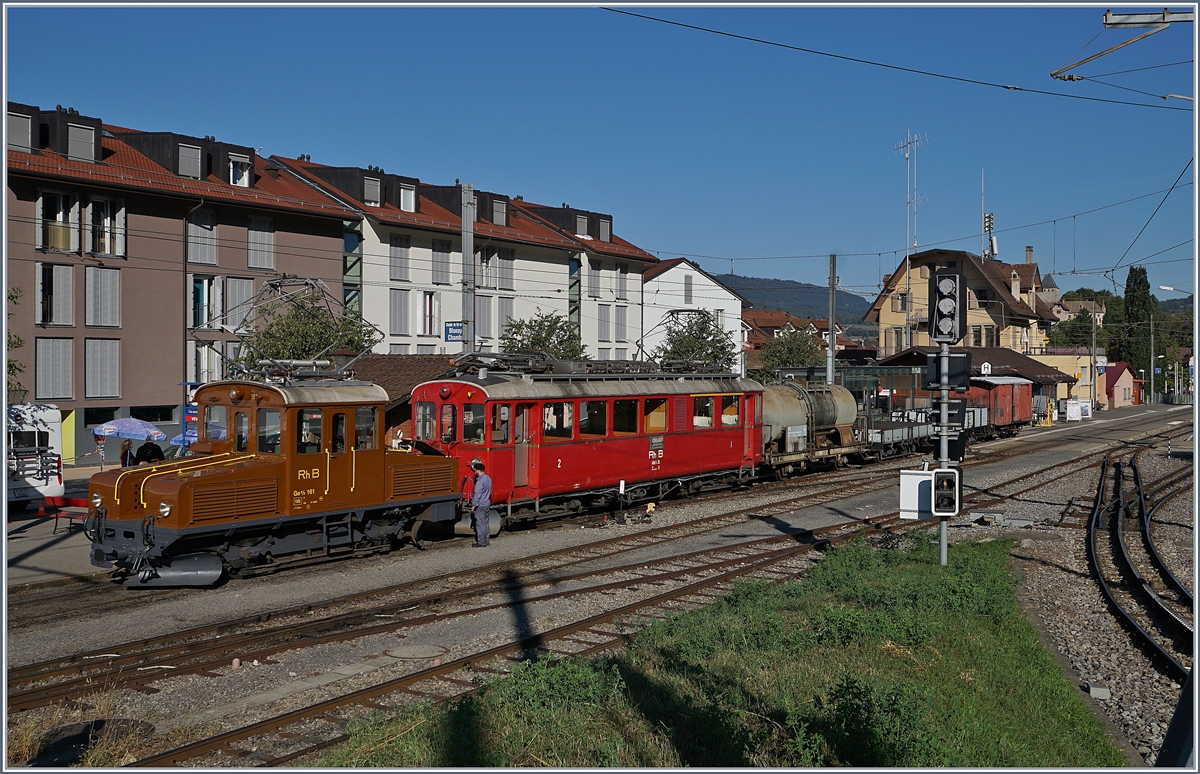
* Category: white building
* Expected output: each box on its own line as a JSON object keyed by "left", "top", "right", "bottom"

{"left": 274, "top": 160, "right": 657, "bottom": 358}
{"left": 640, "top": 258, "right": 750, "bottom": 375}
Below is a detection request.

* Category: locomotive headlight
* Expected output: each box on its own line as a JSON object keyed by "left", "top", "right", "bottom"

{"left": 91, "top": 492, "right": 103, "bottom": 508}
{"left": 158, "top": 500, "right": 172, "bottom": 518}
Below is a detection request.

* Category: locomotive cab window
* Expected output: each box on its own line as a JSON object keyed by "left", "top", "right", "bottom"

{"left": 543, "top": 402, "right": 573, "bottom": 440}
{"left": 644, "top": 398, "right": 667, "bottom": 433}
{"left": 721, "top": 395, "right": 740, "bottom": 426}
{"left": 258, "top": 408, "right": 280, "bottom": 454}
{"left": 415, "top": 401, "right": 435, "bottom": 442}
{"left": 440, "top": 404, "right": 457, "bottom": 444}
{"left": 204, "top": 405, "right": 227, "bottom": 441}
{"left": 462, "top": 404, "right": 485, "bottom": 445}
{"left": 613, "top": 400, "right": 637, "bottom": 434}
{"left": 491, "top": 404, "right": 510, "bottom": 444}
{"left": 355, "top": 407, "right": 377, "bottom": 449}
{"left": 234, "top": 412, "right": 248, "bottom": 452}
{"left": 693, "top": 396, "right": 714, "bottom": 428}
{"left": 579, "top": 401, "right": 607, "bottom": 437}
{"left": 332, "top": 413, "right": 346, "bottom": 453}
{"left": 297, "top": 409, "right": 322, "bottom": 454}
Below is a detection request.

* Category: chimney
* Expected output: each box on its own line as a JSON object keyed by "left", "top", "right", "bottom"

{"left": 1011, "top": 271, "right": 1021, "bottom": 300}
{"left": 1025, "top": 245, "right": 1033, "bottom": 264}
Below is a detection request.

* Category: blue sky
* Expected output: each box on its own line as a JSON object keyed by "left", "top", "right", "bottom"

{"left": 6, "top": 5, "right": 1195, "bottom": 301}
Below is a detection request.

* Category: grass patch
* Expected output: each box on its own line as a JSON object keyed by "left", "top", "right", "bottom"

{"left": 319, "top": 532, "right": 1128, "bottom": 767}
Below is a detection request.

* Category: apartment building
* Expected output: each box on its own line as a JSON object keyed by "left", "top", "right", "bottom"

{"left": 641, "top": 258, "right": 748, "bottom": 369}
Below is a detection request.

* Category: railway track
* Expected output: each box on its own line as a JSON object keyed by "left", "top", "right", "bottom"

{"left": 1086, "top": 452, "right": 1193, "bottom": 684}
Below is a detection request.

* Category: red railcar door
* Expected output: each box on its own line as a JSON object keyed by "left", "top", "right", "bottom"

{"left": 513, "top": 403, "right": 533, "bottom": 487}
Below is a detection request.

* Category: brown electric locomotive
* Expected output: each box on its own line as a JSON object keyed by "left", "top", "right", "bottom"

{"left": 85, "top": 378, "right": 460, "bottom": 586}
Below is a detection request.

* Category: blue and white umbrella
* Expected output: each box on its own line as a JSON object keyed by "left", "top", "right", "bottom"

{"left": 96, "top": 417, "right": 167, "bottom": 441}
{"left": 171, "top": 423, "right": 225, "bottom": 447}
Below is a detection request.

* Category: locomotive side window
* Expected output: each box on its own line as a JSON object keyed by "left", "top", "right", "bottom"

{"left": 693, "top": 396, "right": 715, "bottom": 428}
{"left": 462, "top": 404, "right": 485, "bottom": 445}
{"left": 644, "top": 398, "right": 667, "bottom": 433}
{"left": 579, "top": 401, "right": 607, "bottom": 437}
{"left": 543, "top": 402, "right": 573, "bottom": 439}
{"left": 613, "top": 400, "right": 638, "bottom": 434}
{"left": 298, "top": 409, "right": 322, "bottom": 454}
{"left": 721, "top": 395, "right": 740, "bottom": 426}
{"left": 415, "top": 402, "right": 435, "bottom": 441}
{"left": 234, "top": 412, "right": 248, "bottom": 452}
{"left": 355, "top": 407, "right": 377, "bottom": 449}
{"left": 204, "top": 405, "right": 226, "bottom": 441}
{"left": 440, "top": 404, "right": 457, "bottom": 443}
{"left": 332, "top": 413, "right": 347, "bottom": 453}
{"left": 258, "top": 409, "right": 281, "bottom": 454}
{"left": 491, "top": 404, "right": 510, "bottom": 444}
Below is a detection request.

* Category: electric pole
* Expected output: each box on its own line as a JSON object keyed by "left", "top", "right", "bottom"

{"left": 461, "top": 183, "right": 475, "bottom": 352}
{"left": 827, "top": 254, "right": 837, "bottom": 385}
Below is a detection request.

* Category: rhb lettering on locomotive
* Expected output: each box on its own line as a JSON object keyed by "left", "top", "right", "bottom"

{"left": 297, "top": 468, "right": 320, "bottom": 480}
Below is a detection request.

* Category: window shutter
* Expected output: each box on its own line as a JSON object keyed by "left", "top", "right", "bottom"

{"left": 390, "top": 235, "right": 410, "bottom": 281}
{"left": 187, "top": 273, "right": 195, "bottom": 329}
{"left": 52, "top": 265, "right": 73, "bottom": 325}
{"left": 105, "top": 268, "right": 120, "bottom": 327}
{"left": 248, "top": 216, "right": 274, "bottom": 269}
{"left": 69, "top": 195, "right": 80, "bottom": 252}
{"left": 214, "top": 277, "right": 224, "bottom": 326}
{"left": 34, "top": 192, "right": 42, "bottom": 249}
{"left": 616, "top": 306, "right": 627, "bottom": 342}
{"left": 684, "top": 274, "right": 693, "bottom": 305}
{"left": 434, "top": 292, "right": 441, "bottom": 329}
{"left": 617, "top": 264, "right": 627, "bottom": 299}
{"left": 389, "top": 288, "right": 406, "bottom": 335}
{"left": 498, "top": 297, "right": 513, "bottom": 339}
{"left": 478, "top": 296, "right": 492, "bottom": 339}
{"left": 37, "top": 339, "right": 73, "bottom": 400}
{"left": 598, "top": 304, "right": 611, "bottom": 341}
{"left": 114, "top": 200, "right": 126, "bottom": 256}
{"left": 34, "top": 263, "right": 43, "bottom": 324}
{"left": 83, "top": 200, "right": 94, "bottom": 254}
{"left": 186, "top": 340, "right": 196, "bottom": 382}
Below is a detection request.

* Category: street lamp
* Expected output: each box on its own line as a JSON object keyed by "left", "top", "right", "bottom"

{"left": 1159, "top": 285, "right": 1193, "bottom": 295}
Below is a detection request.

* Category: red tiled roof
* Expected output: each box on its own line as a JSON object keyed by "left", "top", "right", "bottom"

{"left": 9, "top": 140, "right": 356, "bottom": 220}
{"left": 641, "top": 257, "right": 686, "bottom": 282}
{"left": 1105, "top": 361, "right": 1134, "bottom": 395}
{"left": 511, "top": 200, "right": 657, "bottom": 263}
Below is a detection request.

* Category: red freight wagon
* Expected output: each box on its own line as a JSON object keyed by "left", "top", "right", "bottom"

{"left": 966, "top": 376, "right": 1033, "bottom": 435}
{"left": 410, "top": 371, "right": 764, "bottom": 524}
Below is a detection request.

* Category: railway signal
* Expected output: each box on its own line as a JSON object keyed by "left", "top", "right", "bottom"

{"left": 931, "top": 468, "right": 960, "bottom": 517}
{"left": 929, "top": 268, "right": 966, "bottom": 344}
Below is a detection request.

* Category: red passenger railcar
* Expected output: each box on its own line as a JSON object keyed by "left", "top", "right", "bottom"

{"left": 410, "top": 370, "right": 764, "bottom": 523}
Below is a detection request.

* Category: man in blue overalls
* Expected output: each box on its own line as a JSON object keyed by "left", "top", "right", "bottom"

{"left": 470, "top": 460, "right": 492, "bottom": 548}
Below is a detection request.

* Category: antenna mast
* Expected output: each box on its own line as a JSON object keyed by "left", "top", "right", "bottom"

{"left": 896, "top": 130, "right": 926, "bottom": 350}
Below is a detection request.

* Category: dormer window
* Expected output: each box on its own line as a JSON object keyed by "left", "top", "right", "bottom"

{"left": 575, "top": 214, "right": 588, "bottom": 236}
{"left": 229, "top": 153, "right": 251, "bottom": 187}
{"left": 400, "top": 184, "right": 415, "bottom": 213}
{"left": 363, "top": 177, "right": 381, "bottom": 207}
{"left": 599, "top": 218, "right": 611, "bottom": 242}
{"left": 179, "top": 144, "right": 202, "bottom": 179}
{"left": 493, "top": 200, "right": 506, "bottom": 227}
{"left": 67, "top": 124, "right": 94, "bottom": 163}
{"left": 7, "top": 112, "right": 31, "bottom": 153}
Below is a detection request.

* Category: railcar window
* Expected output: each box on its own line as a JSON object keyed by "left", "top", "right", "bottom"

{"left": 643, "top": 398, "right": 667, "bottom": 433}
{"left": 579, "top": 401, "right": 607, "bottom": 437}
{"left": 543, "top": 402, "right": 573, "bottom": 439}
{"left": 721, "top": 395, "right": 740, "bottom": 426}
{"left": 415, "top": 402, "right": 435, "bottom": 441}
{"left": 693, "top": 396, "right": 715, "bottom": 428}
{"left": 754, "top": 395, "right": 762, "bottom": 424}
{"left": 613, "top": 400, "right": 638, "bottom": 434}
{"left": 491, "top": 404, "right": 510, "bottom": 444}
{"left": 257, "top": 409, "right": 280, "bottom": 454}
{"left": 332, "top": 413, "right": 347, "bottom": 453}
{"left": 297, "top": 409, "right": 322, "bottom": 454}
{"left": 355, "top": 407, "right": 377, "bottom": 449}
{"left": 440, "top": 404, "right": 457, "bottom": 444}
{"left": 234, "top": 412, "right": 248, "bottom": 452}
{"left": 204, "top": 405, "right": 227, "bottom": 441}
{"left": 462, "top": 404, "right": 485, "bottom": 445}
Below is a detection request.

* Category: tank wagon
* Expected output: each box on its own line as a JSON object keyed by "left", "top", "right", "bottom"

{"left": 85, "top": 378, "right": 460, "bottom": 586}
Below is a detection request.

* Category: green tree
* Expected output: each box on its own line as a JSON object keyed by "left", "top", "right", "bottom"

{"left": 751, "top": 329, "right": 824, "bottom": 378}
{"left": 7, "top": 287, "right": 26, "bottom": 397}
{"left": 238, "top": 294, "right": 381, "bottom": 372}
{"left": 1046, "top": 310, "right": 1098, "bottom": 348}
{"left": 499, "top": 311, "right": 589, "bottom": 360}
{"left": 650, "top": 311, "right": 737, "bottom": 372}
{"left": 1121, "top": 266, "right": 1159, "bottom": 375}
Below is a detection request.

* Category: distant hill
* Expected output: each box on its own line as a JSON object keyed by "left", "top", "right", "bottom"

{"left": 713, "top": 273, "right": 872, "bottom": 326}
{"left": 1161, "top": 297, "right": 1192, "bottom": 314}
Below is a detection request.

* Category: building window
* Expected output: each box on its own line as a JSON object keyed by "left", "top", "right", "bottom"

{"left": 229, "top": 154, "right": 251, "bottom": 187}
{"left": 85, "top": 339, "right": 120, "bottom": 398}
{"left": 713, "top": 308, "right": 724, "bottom": 329}
{"left": 39, "top": 191, "right": 78, "bottom": 252}
{"left": 422, "top": 291, "right": 439, "bottom": 336}
{"left": 597, "top": 304, "right": 611, "bottom": 342}
{"left": 363, "top": 177, "right": 381, "bottom": 206}
{"left": 617, "top": 263, "right": 628, "bottom": 300}
{"left": 684, "top": 274, "right": 693, "bottom": 305}
{"left": 178, "top": 144, "right": 201, "bottom": 179}
{"left": 891, "top": 292, "right": 909, "bottom": 312}
{"left": 597, "top": 347, "right": 610, "bottom": 360}
{"left": 35, "top": 338, "right": 72, "bottom": 400}
{"left": 7, "top": 112, "right": 31, "bottom": 153}
{"left": 67, "top": 123, "right": 94, "bottom": 163}
{"left": 498, "top": 297, "right": 514, "bottom": 339}
{"left": 84, "top": 266, "right": 120, "bottom": 327}
{"left": 343, "top": 227, "right": 362, "bottom": 314}
{"left": 390, "top": 343, "right": 410, "bottom": 355}
{"left": 131, "top": 405, "right": 174, "bottom": 423}
{"left": 36, "top": 263, "right": 74, "bottom": 326}
{"left": 390, "top": 288, "right": 410, "bottom": 336}
{"left": 588, "top": 259, "right": 601, "bottom": 298}
{"left": 190, "top": 275, "right": 221, "bottom": 329}
{"left": 84, "top": 407, "right": 117, "bottom": 426}
{"left": 477, "top": 296, "right": 492, "bottom": 339}
{"left": 400, "top": 184, "right": 416, "bottom": 213}
{"left": 492, "top": 200, "right": 506, "bottom": 227}
{"left": 87, "top": 198, "right": 126, "bottom": 256}
{"left": 248, "top": 216, "right": 274, "bottom": 269}
{"left": 227, "top": 341, "right": 242, "bottom": 368}
{"left": 389, "top": 234, "right": 410, "bottom": 281}
{"left": 417, "top": 344, "right": 436, "bottom": 355}
{"left": 478, "top": 248, "right": 495, "bottom": 289}
{"left": 599, "top": 218, "right": 611, "bottom": 242}
{"left": 575, "top": 214, "right": 588, "bottom": 236}
{"left": 615, "top": 306, "right": 627, "bottom": 342}
{"left": 225, "top": 277, "right": 253, "bottom": 330}
{"left": 188, "top": 210, "right": 217, "bottom": 264}
{"left": 615, "top": 347, "right": 627, "bottom": 360}
{"left": 188, "top": 341, "right": 222, "bottom": 383}
{"left": 498, "top": 248, "right": 515, "bottom": 290}
{"left": 432, "top": 240, "right": 452, "bottom": 285}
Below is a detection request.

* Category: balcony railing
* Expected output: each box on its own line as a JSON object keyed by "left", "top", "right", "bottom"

{"left": 43, "top": 221, "right": 71, "bottom": 251}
